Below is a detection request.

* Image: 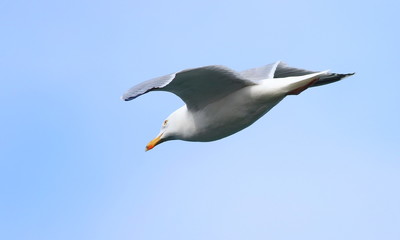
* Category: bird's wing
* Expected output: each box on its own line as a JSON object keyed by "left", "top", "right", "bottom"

{"left": 122, "top": 65, "right": 255, "bottom": 110}
{"left": 239, "top": 61, "right": 281, "bottom": 81}
{"left": 274, "top": 62, "right": 354, "bottom": 87}
{"left": 239, "top": 61, "right": 317, "bottom": 82}
{"left": 273, "top": 62, "right": 317, "bottom": 78}
{"left": 240, "top": 61, "right": 353, "bottom": 86}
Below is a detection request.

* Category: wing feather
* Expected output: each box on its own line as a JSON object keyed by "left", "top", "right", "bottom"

{"left": 121, "top": 73, "right": 176, "bottom": 101}
{"left": 122, "top": 65, "right": 255, "bottom": 110}
{"left": 274, "top": 62, "right": 354, "bottom": 87}
{"left": 239, "top": 61, "right": 280, "bottom": 81}
{"left": 274, "top": 62, "right": 317, "bottom": 78}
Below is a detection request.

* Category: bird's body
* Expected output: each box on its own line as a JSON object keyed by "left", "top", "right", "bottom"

{"left": 173, "top": 82, "right": 284, "bottom": 142}
{"left": 122, "top": 61, "right": 354, "bottom": 150}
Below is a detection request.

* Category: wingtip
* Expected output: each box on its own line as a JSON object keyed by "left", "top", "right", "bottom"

{"left": 120, "top": 95, "right": 130, "bottom": 101}
{"left": 343, "top": 72, "right": 355, "bottom": 78}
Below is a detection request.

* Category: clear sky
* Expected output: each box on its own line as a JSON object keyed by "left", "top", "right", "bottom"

{"left": 1, "top": 0, "right": 399, "bottom": 239}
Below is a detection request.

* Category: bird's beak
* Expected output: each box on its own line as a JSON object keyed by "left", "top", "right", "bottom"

{"left": 145, "top": 133, "right": 163, "bottom": 151}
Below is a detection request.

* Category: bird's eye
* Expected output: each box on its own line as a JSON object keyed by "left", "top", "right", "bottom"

{"left": 163, "top": 120, "right": 168, "bottom": 126}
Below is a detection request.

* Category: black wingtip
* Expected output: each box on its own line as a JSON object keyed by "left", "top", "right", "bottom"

{"left": 120, "top": 95, "right": 130, "bottom": 101}
{"left": 339, "top": 72, "right": 355, "bottom": 79}
{"left": 338, "top": 72, "right": 355, "bottom": 78}
{"left": 311, "top": 72, "right": 355, "bottom": 87}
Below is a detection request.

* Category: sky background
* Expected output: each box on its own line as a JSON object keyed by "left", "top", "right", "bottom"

{"left": 1, "top": 0, "right": 399, "bottom": 239}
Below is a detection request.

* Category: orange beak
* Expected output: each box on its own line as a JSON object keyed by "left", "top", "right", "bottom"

{"left": 145, "top": 133, "right": 163, "bottom": 151}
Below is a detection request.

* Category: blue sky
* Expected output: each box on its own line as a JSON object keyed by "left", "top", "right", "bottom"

{"left": 1, "top": 0, "right": 399, "bottom": 239}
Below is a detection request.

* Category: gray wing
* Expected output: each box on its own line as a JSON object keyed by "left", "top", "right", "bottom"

{"left": 122, "top": 65, "right": 255, "bottom": 110}
{"left": 240, "top": 61, "right": 354, "bottom": 86}
{"left": 239, "top": 61, "right": 319, "bottom": 82}
{"left": 239, "top": 61, "right": 280, "bottom": 81}
{"left": 274, "top": 62, "right": 354, "bottom": 87}
{"left": 273, "top": 62, "right": 317, "bottom": 78}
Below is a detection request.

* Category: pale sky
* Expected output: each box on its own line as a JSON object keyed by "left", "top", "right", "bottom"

{"left": 1, "top": 0, "right": 399, "bottom": 239}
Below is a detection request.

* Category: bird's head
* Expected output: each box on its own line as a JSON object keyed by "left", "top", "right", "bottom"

{"left": 145, "top": 107, "right": 187, "bottom": 151}
{"left": 145, "top": 119, "right": 171, "bottom": 151}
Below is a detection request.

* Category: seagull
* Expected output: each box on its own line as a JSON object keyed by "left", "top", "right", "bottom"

{"left": 122, "top": 61, "right": 354, "bottom": 151}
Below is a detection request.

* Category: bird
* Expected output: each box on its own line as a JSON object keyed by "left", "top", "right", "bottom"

{"left": 122, "top": 61, "right": 354, "bottom": 151}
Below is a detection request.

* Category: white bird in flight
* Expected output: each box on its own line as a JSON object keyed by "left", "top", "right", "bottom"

{"left": 122, "top": 61, "right": 354, "bottom": 151}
